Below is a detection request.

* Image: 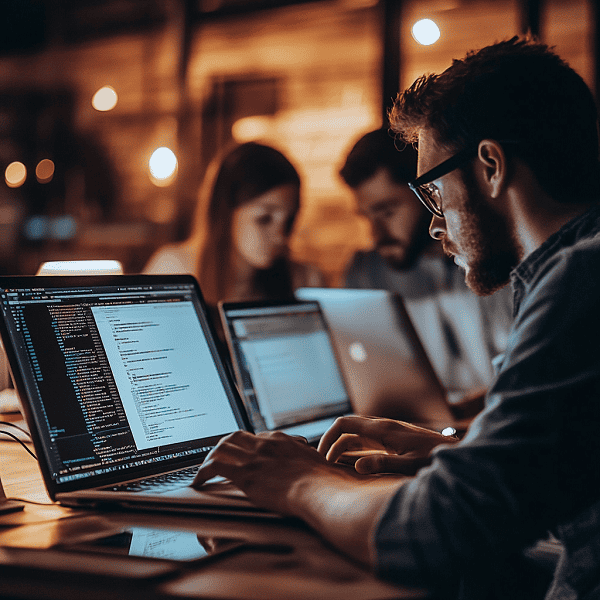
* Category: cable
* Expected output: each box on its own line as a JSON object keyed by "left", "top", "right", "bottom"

{"left": 0, "top": 420, "right": 31, "bottom": 439}
{"left": 6, "top": 497, "right": 54, "bottom": 507}
{"left": 0, "top": 430, "right": 37, "bottom": 460}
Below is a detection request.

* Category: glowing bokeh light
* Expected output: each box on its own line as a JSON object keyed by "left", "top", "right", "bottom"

{"left": 149, "top": 147, "right": 178, "bottom": 187}
{"left": 92, "top": 86, "right": 118, "bottom": 112}
{"left": 412, "top": 19, "right": 441, "bottom": 45}
{"left": 37, "top": 259, "right": 123, "bottom": 276}
{"left": 49, "top": 215, "right": 77, "bottom": 240}
{"left": 232, "top": 116, "right": 272, "bottom": 142}
{"left": 24, "top": 215, "right": 47, "bottom": 240}
{"left": 5, "top": 162, "right": 27, "bottom": 188}
{"left": 36, "top": 159, "right": 55, "bottom": 184}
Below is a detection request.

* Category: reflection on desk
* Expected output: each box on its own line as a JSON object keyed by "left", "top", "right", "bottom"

{"left": 0, "top": 435, "right": 428, "bottom": 600}
{"left": 0, "top": 388, "right": 21, "bottom": 414}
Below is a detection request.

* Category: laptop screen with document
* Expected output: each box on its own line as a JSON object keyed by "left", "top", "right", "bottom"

{"left": 0, "top": 275, "right": 250, "bottom": 501}
{"left": 219, "top": 299, "right": 351, "bottom": 442}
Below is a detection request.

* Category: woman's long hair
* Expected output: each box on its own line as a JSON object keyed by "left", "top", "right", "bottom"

{"left": 192, "top": 142, "right": 301, "bottom": 306}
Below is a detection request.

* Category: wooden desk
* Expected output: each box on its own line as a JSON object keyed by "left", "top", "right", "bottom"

{"left": 0, "top": 436, "right": 427, "bottom": 600}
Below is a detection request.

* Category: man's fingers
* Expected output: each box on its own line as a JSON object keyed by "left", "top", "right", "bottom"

{"left": 192, "top": 458, "right": 222, "bottom": 488}
{"left": 192, "top": 430, "right": 315, "bottom": 488}
{"left": 325, "top": 434, "right": 386, "bottom": 463}
{"left": 192, "top": 449, "right": 248, "bottom": 488}
{"left": 325, "top": 433, "right": 361, "bottom": 462}
{"left": 354, "top": 453, "right": 429, "bottom": 475}
{"left": 191, "top": 431, "right": 255, "bottom": 487}
{"left": 318, "top": 416, "right": 385, "bottom": 455}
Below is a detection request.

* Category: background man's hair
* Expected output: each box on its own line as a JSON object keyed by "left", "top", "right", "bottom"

{"left": 389, "top": 36, "right": 600, "bottom": 202}
{"left": 340, "top": 127, "right": 417, "bottom": 188}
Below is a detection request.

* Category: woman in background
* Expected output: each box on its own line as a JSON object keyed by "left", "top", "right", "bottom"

{"left": 144, "top": 141, "right": 325, "bottom": 308}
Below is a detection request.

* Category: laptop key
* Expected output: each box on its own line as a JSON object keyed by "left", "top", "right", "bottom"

{"left": 104, "top": 466, "right": 200, "bottom": 493}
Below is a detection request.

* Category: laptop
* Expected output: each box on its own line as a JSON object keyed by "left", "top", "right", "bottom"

{"left": 218, "top": 299, "right": 352, "bottom": 444}
{"left": 0, "top": 274, "right": 273, "bottom": 516}
{"left": 295, "top": 288, "right": 457, "bottom": 431}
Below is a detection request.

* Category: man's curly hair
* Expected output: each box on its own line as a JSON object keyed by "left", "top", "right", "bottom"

{"left": 389, "top": 37, "right": 600, "bottom": 202}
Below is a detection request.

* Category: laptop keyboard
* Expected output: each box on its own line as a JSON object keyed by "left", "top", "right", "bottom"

{"left": 103, "top": 466, "right": 200, "bottom": 493}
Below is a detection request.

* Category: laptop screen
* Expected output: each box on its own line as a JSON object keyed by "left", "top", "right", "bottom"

{"left": 220, "top": 301, "right": 350, "bottom": 434}
{"left": 0, "top": 275, "right": 248, "bottom": 493}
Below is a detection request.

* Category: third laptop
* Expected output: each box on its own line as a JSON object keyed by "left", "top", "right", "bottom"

{"left": 218, "top": 298, "right": 352, "bottom": 445}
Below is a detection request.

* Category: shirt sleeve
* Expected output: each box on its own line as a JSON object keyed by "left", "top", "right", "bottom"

{"left": 343, "top": 251, "right": 378, "bottom": 288}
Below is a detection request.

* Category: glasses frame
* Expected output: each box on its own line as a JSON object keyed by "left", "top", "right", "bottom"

{"left": 408, "top": 145, "right": 479, "bottom": 218}
{"left": 408, "top": 140, "right": 520, "bottom": 218}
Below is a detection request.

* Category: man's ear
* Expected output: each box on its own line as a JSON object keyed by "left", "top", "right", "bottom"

{"left": 477, "top": 139, "right": 507, "bottom": 199}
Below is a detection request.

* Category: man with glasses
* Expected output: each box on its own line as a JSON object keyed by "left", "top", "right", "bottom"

{"left": 194, "top": 38, "right": 600, "bottom": 599}
{"left": 340, "top": 128, "right": 512, "bottom": 406}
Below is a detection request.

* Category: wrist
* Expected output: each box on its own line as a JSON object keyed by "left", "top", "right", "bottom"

{"left": 291, "top": 471, "right": 403, "bottom": 567}
{"left": 286, "top": 467, "right": 330, "bottom": 520}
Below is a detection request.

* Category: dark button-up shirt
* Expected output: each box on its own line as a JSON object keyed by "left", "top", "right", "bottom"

{"left": 375, "top": 204, "right": 600, "bottom": 599}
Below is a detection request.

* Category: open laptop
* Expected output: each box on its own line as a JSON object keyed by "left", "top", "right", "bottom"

{"left": 218, "top": 299, "right": 352, "bottom": 444}
{"left": 295, "top": 288, "right": 457, "bottom": 431}
{"left": 0, "top": 274, "right": 273, "bottom": 516}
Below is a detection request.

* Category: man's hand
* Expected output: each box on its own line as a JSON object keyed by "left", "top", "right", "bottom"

{"left": 192, "top": 429, "right": 406, "bottom": 566}
{"left": 318, "top": 416, "right": 459, "bottom": 475}
{"left": 192, "top": 430, "right": 351, "bottom": 515}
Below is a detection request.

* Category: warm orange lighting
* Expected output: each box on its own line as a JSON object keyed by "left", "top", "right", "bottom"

{"left": 5, "top": 162, "right": 27, "bottom": 188}
{"left": 92, "top": 86, "right": 118, "bottom": 111}
{"left": 148, "top": 197, "right": 177, "bottom": 224}
{"left": 232, "top": 116, "right": 272, "bottom": 142}
{"left": 36, "top": 159, "right": 55, "bottom": 184}
{"left": 149, "top": 147, "right": 178, "bottom": 187}
{"left": 36, "top": 260, "right": 124, "bottom": 276}
{"left": 412, "top": 19, "right": 441, "bottom": 45}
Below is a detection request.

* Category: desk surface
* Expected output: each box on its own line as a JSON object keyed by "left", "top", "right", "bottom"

{"left": 0, "top": 428, "right": 426, "bottom": 600}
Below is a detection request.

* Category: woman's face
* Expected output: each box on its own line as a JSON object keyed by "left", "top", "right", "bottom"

{"left": 231, "top": 183, "right": 299, "bottom": 270}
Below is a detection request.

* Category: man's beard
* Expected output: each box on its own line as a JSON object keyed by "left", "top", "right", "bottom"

{"left": 447, "top": 172, "right": 522, "bottom": 296}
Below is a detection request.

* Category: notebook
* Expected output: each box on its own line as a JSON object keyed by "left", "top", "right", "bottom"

{"left": 218, "top": 299, "right": 352, "bottom": 444}
{"left": 0, "top": 274, "right": 273, "bottom": 517}
{"left": 294, "top": 288, "right": 457, "bottom": 430}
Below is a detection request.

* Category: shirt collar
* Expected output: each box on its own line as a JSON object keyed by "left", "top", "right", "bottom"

{"left": 510, "top": 203, "right": 600, "bottom": 314}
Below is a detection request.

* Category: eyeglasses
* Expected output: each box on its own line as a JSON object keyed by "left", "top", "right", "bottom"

{"left": 408, "top": 140, "right": 520, "bottom": 218}
{"left": 408, "top": 145, "right": 479, "bottom": 218}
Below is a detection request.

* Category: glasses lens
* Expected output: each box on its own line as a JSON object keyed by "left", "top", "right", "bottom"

{"left": 419, "top": 183, "right": 443, "bottom": 217}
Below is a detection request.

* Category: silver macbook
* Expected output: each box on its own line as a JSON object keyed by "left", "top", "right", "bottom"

{"left": 295, "top": 288, "right": 456, "bottom": 430}
{"left": 0, "top": 274, "right": 272, "bottom": 517}
{"left": 219, "top": 299, "right": 352, "bottom": 445}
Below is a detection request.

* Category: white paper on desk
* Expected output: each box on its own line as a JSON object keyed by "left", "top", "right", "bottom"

{"left": 129, "top": 527, "right": 210, "bottom": 561}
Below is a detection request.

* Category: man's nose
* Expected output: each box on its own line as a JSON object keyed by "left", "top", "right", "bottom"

{"left": 429, "top": 215, "right": 446, "bottom": 240}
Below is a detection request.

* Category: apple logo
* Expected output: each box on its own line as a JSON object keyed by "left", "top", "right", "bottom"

{"left": 349, "top": 341, "right": 367, "bottom": 363}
